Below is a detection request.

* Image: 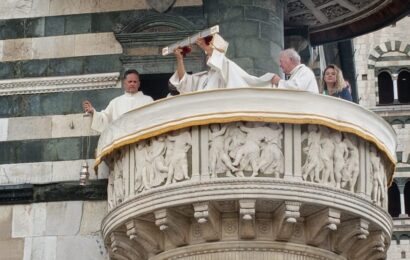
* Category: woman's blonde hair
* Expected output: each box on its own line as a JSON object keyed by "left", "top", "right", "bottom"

{"left": 321, "top": 64, "right": 346, "bottom": 94}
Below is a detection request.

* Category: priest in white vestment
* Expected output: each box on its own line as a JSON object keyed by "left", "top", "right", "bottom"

{"left": 169, "top": 35, "right": 275, "bottom": 93}
{"left": 82, "top": 69, "right": 153, "bottom": 132}
{"left": 271, "top": 48, "right": 319, "bottom": 93}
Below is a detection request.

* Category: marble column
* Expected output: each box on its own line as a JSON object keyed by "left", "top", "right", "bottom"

{"left": 203, "top": 0, "right": 284, "bottom": 76}
{"left": 396, "top": 178, "right": 408, "bottom": 217}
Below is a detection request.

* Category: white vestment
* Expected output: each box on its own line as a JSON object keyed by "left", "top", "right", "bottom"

{"left": 91, "top": 91, "right": 153, "bottom": 132}
{"left": 277, "top": 64, "right": 319, "bottom": 93}
{"left": 169, "top": 49, "right": 274, "bottom": 93}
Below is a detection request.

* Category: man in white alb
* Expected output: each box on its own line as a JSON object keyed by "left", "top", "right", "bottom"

{"left": 82, "top": 69, "right": 153, "bottom": 132}
{"left": 271, "top": 48, "right": 319, "bottom": 93}
{"left": 169, "top": 34, "right": 275, "bottom": 93}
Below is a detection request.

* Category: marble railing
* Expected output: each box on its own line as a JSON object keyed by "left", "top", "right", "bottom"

{"left": 96, "top": 88, "right": 397, "bottom": 260}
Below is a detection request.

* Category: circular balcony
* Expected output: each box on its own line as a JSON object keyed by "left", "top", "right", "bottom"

{"left": 95, "top": 88, "right": 396, "bottom": 260}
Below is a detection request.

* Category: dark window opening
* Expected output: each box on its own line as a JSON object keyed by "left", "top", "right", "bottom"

{"left": 378, "top": 71, "right": 394, "bottom": 104}
{"left": 405, "top": 181, "right": 410, "bottom": 216}
{"left": 398, "top": 70, "right": 410, "bottom": 103}
{"left": 388, "top": 182, "right": 401, "bottom": 217}
{"left": 139, "top": 73, "right": 175, "bottom": 100}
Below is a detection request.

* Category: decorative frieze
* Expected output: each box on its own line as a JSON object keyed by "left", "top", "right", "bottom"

{"left": 0, "top": 72, "right": 120, "bottom": 96}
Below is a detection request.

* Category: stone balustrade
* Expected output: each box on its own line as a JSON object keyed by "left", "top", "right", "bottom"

{"left": 95, "top": 88, "right": 397, "bottom": 260}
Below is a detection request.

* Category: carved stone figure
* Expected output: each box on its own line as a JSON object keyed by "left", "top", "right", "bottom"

{"left": 302, "top": 125, "right": 323, "bottom": 182}
{"left": 224, "top": 122, "right": 246, "bottom": 160}
{"left": 208, "top": 124, "right": 237, "bottom": 177}
{"left": 165, "top": 129, "right": 192, "bottom": 184}
{"left": 113, "top": 151, "right": 125, "bottom": 205}
{"left": 257, "top": 124, "right": 284, "bottom": 177}
{"left": 107, "top": 167, "right": 115, "bottom": 209}
{"left": 319, "top": 126, "right": 335, "bottom": 185}
{"left": 232, "top": 122, "right": 265, "bottom": 177}
{"left": 134, "top": 141, "right": 150, "bottom": 192}
{"left": 341, "top": 134, "right": 360, "bottom": 192}
{"left": 369, "top": 145, "right": 383, "bottom": 204}
{"left": 147, "top": 135, "right": 168, "bottom": 188}
{"left": 332, "top": 131, "right": 349, "bottom": 188}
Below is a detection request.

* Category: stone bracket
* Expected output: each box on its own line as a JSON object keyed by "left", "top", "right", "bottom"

{"left": 331, "top": 218, "right": 369, "bottom": 255}
{"left": 109, "top": 231, "right": 146, "bottom": 260}
{"left": 193, "top": 201, "right": 221, "bottom": 241}
{"left": 272, "top": 201, "right": 301, "bottom": 241}
{"left": 239, "top": 199, "right": 256, "bottom": 239}
{"left": 125, "top": 219, "right": 164, "bottom": 255}
{"left": 154, "top": 208, "right": 189, "bottom": 247}
{"left": 306, "top": 207, "right": 341, "bottom": 246}
{"left": 349, "top": 231, "right": 387, "bottom": 260}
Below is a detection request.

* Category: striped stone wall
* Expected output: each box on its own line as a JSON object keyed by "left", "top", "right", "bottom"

{"left": 0, "top": 1, "right": 203, "bottom": 259}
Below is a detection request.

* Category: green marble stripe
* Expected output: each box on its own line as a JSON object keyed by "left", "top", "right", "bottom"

{"left": 0, "top": 88, "right": 122, "bottom": 118}
{"left": 376, "top": 56, "right": 410, "bottom": 62}
{"left": 0, "top": 54, "right": 122, "bottom": 79}
{"left": 0, "top": 180, "right": 107, "bottom": 204}
{"left": 0, "top": 136, "right": 99, "bottom": 164}
{"left": 0, "top": 6, "right": 205, "bottom": 40}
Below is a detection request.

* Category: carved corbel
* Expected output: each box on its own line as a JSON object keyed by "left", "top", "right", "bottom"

{"left": 331, "top": 218, "right": 369, "bottom": 255}
{"left": 109, "top": 231, "right": 147, "bottom": 260}
{"left": 305, "top": 208, "right": 341, "bottom": 246}
{"left": 239, "top": 200, "right": 256, "bottom": 239}
{"left": 349, "top": 231, "right": 387, "bottom": 260}
{"left": 193, "top": 202, "right": 221, "bottom": 241}
{"left": 272, "top": 201, "right": 301, "bottom": 241}
{"left": 125, "top": 219, "right": 164, "bottom": 255}
{"left": 154, "top": 209, "right": 189, "bottom": 247}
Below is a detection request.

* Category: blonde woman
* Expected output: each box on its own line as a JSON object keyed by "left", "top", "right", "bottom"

{"left": 321, "top": 64, "right": 352, "bottom": 101}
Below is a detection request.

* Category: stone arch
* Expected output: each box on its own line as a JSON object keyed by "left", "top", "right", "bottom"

{"left": 119, "top": 14, "right": 198, "bottom": 33}
{"left": 367, "top": 41, "right": 410, "bottom": 105}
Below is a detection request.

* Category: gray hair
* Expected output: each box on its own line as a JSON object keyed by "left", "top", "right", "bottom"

{"left": 280, "top": 48, "right": 301, "bottom": 65}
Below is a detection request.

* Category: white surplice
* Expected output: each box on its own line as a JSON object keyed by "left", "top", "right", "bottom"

{"left": 169, "top": 49, "right": 274, "bottom": 93}
{"left": 91, "top": 91, "right": 153, "bottom": 132}
{"left": 277, "top": 64, "right": 319, "bottom": 93}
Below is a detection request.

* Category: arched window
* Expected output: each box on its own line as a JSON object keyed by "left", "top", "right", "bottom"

{"left": 388, "top": 182, "right": 401, "bottom": 217}
{"left": 405, "top": 181, "right": 410, "bottom": 215}
{"left": 398, "top": 70, "right": 410, "bottom": 103}
{"left": 378, "top": 71, "right": 394, "bottom": 104}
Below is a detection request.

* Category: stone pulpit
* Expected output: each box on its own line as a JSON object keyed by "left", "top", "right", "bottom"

{"left": 95, "top": 88, "right": 396, "bottom": 260}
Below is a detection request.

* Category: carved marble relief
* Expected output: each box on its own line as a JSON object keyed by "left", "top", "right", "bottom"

{"left": 209, "top": 122, "right": 284, "bottom": 178}
{"left": 108, "top": 129, "right": 192, "bottom": 209}
{"left": 369, "top": 145, "right": 388, "bottom": 207}
{"left": 302, "top": 125, "right": 359, "bottom": 190}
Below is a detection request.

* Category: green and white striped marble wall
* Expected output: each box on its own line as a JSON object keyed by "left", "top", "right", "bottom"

{"left": 0, "top": 1, "right": 203, "bottom": 259}
{"left": 0, "top": 0, "right": 204, "bottom": 188}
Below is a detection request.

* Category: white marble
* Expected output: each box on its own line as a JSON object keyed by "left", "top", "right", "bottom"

{"left": 0, "top": 159, "right": 107, "bottom": 186}
{"left": 0, "top": 118, "right": 8, "bottom": 141}
{"left": 7, "top": 116, "right": 52, "bottom": 141}
{"left": 79, "top": 201, "right": 107, "bottom": 235}
{"left": 0, "top": 0, "right": 200, "bottom": 19}
{"left": 0, "top": 162, "right": 53, "bottom": 185}
{"left": 30, "top": 236, "right": 57, "bottom": 260}
{"left": 12, "top": 203, "right": 47, "bottom": 238}
{"left": 45, "top": 201, "right": 83, "bottom": 236}
{"left": 56, "top": 235, "right": 108, "bottom": 260}
{"left": 51, "top": 114, "right": 99, "bottom": 139}
{"left": 0, "top": 33, "right": 122, "bottom": 62}
{"left": 74, "top": 33, "right": 122, "bottom": 57}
